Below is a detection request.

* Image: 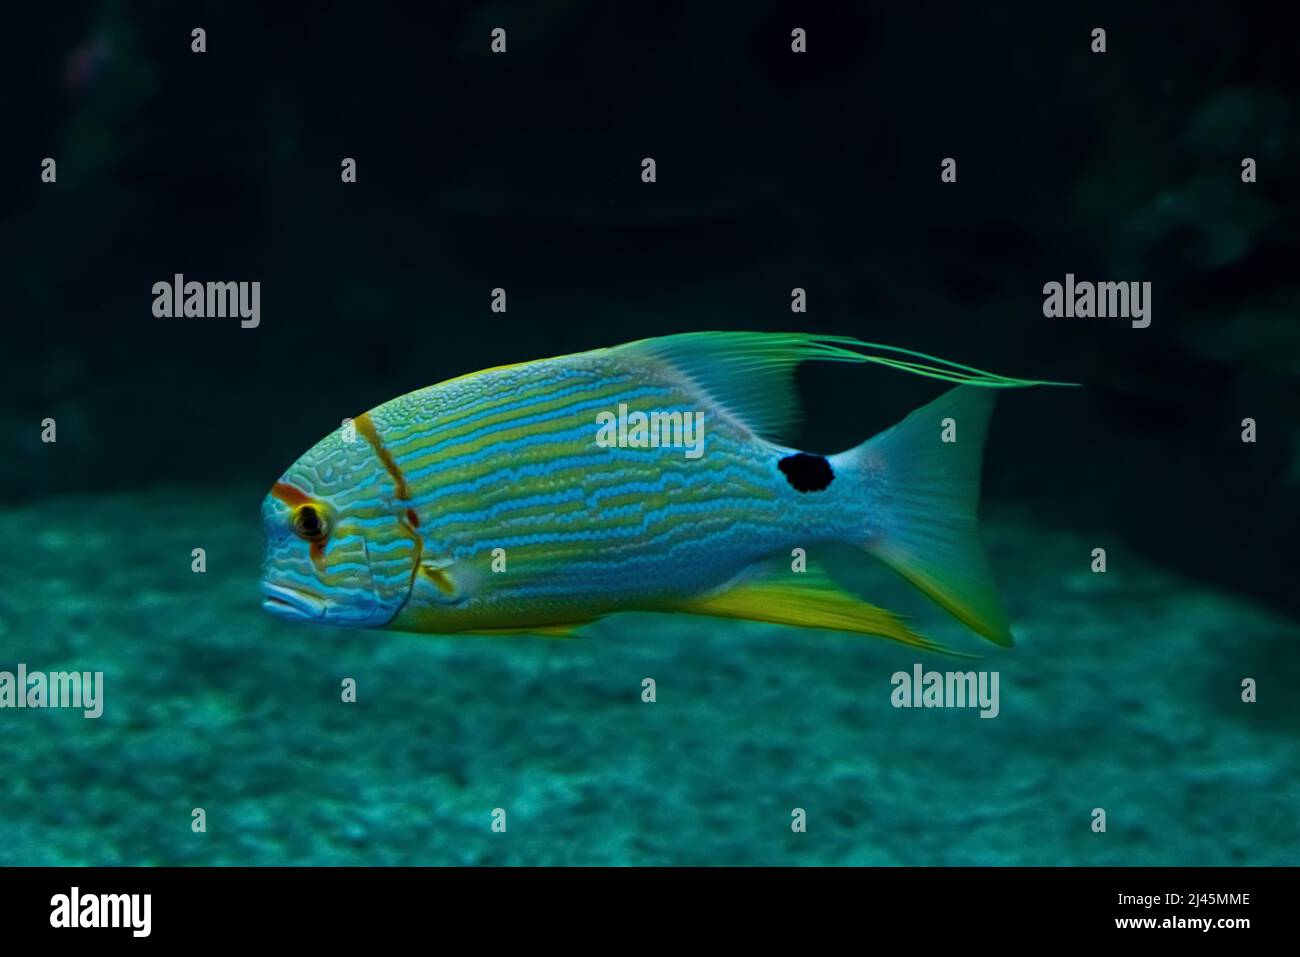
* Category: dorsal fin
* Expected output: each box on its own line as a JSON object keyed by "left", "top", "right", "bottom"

{"left": 607, "top": 332, "right": 1065, "bottom": 444}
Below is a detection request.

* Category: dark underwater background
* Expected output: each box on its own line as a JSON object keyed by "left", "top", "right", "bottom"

{"left": 2, "top": 2, "right": 1297, "bottom": 865}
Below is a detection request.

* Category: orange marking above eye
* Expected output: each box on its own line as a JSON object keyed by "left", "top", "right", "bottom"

{"left": 355, "top": 412, "right": 411, "bottom": 500}
{"left": 272, "top": 482, "right": 312, "bottom": 507}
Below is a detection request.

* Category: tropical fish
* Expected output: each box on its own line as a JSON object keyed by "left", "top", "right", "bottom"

{"left": 260, "top": 332, "right": 1065, "bottom": 652}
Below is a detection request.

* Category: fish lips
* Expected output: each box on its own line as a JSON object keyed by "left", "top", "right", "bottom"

{"left": 260, "top": 580, "right": 396, "bottom": 627}
{"left": 261, "top": 582, "right": 327, "bottom": 621}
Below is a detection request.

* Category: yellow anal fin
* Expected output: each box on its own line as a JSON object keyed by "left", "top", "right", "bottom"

{"left": 676, "top": 566, "right": 967, "bottom": 656}
{"left": 460, "top": 620, "right": 596, "bottom": 639}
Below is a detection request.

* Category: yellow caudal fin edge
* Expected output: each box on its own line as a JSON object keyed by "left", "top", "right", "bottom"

{"left": 675, "top": 564, "right": 969, "bottom": 656}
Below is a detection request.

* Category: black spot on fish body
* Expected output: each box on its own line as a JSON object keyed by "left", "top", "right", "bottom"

{"left": 779, "top": 453, "right": 834, "bottom": 493}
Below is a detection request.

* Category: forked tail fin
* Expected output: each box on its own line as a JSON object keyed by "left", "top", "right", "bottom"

{"left": 835, "top": 386, "right": 1013, "bottom": 646}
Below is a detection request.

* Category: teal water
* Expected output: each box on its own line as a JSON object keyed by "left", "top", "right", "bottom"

{"left": 1, "top": 488, "right": 1294, "bottom": 865}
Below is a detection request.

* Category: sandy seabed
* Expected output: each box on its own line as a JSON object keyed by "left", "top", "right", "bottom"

{"left": 0, "top": 487, "right": 1295, "bottom": 865}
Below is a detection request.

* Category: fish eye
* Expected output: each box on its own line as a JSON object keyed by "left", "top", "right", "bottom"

{"left": 290, "top": 503, "right": 330, "bottom": 542}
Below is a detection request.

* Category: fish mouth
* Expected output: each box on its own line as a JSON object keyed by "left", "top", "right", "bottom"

{"left": 261, "top": 582, "right": 327, "bottom": 620}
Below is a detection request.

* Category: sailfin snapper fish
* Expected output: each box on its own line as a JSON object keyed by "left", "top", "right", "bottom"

{"left": 260, "top": 332, "right": 1068, "bottom": 652}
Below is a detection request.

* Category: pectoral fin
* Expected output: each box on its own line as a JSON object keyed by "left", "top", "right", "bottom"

{"left": 410, "top": 554, "right": 476, "bottom": 607}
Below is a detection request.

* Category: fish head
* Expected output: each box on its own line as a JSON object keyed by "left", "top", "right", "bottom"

{"left": 260, "top": 426, "right": 418, "bottom": 627}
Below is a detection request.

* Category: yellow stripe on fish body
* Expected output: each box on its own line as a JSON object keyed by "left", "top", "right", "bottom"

{"left": 260, "top": 332, "right": 1071, "bottom": 650}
